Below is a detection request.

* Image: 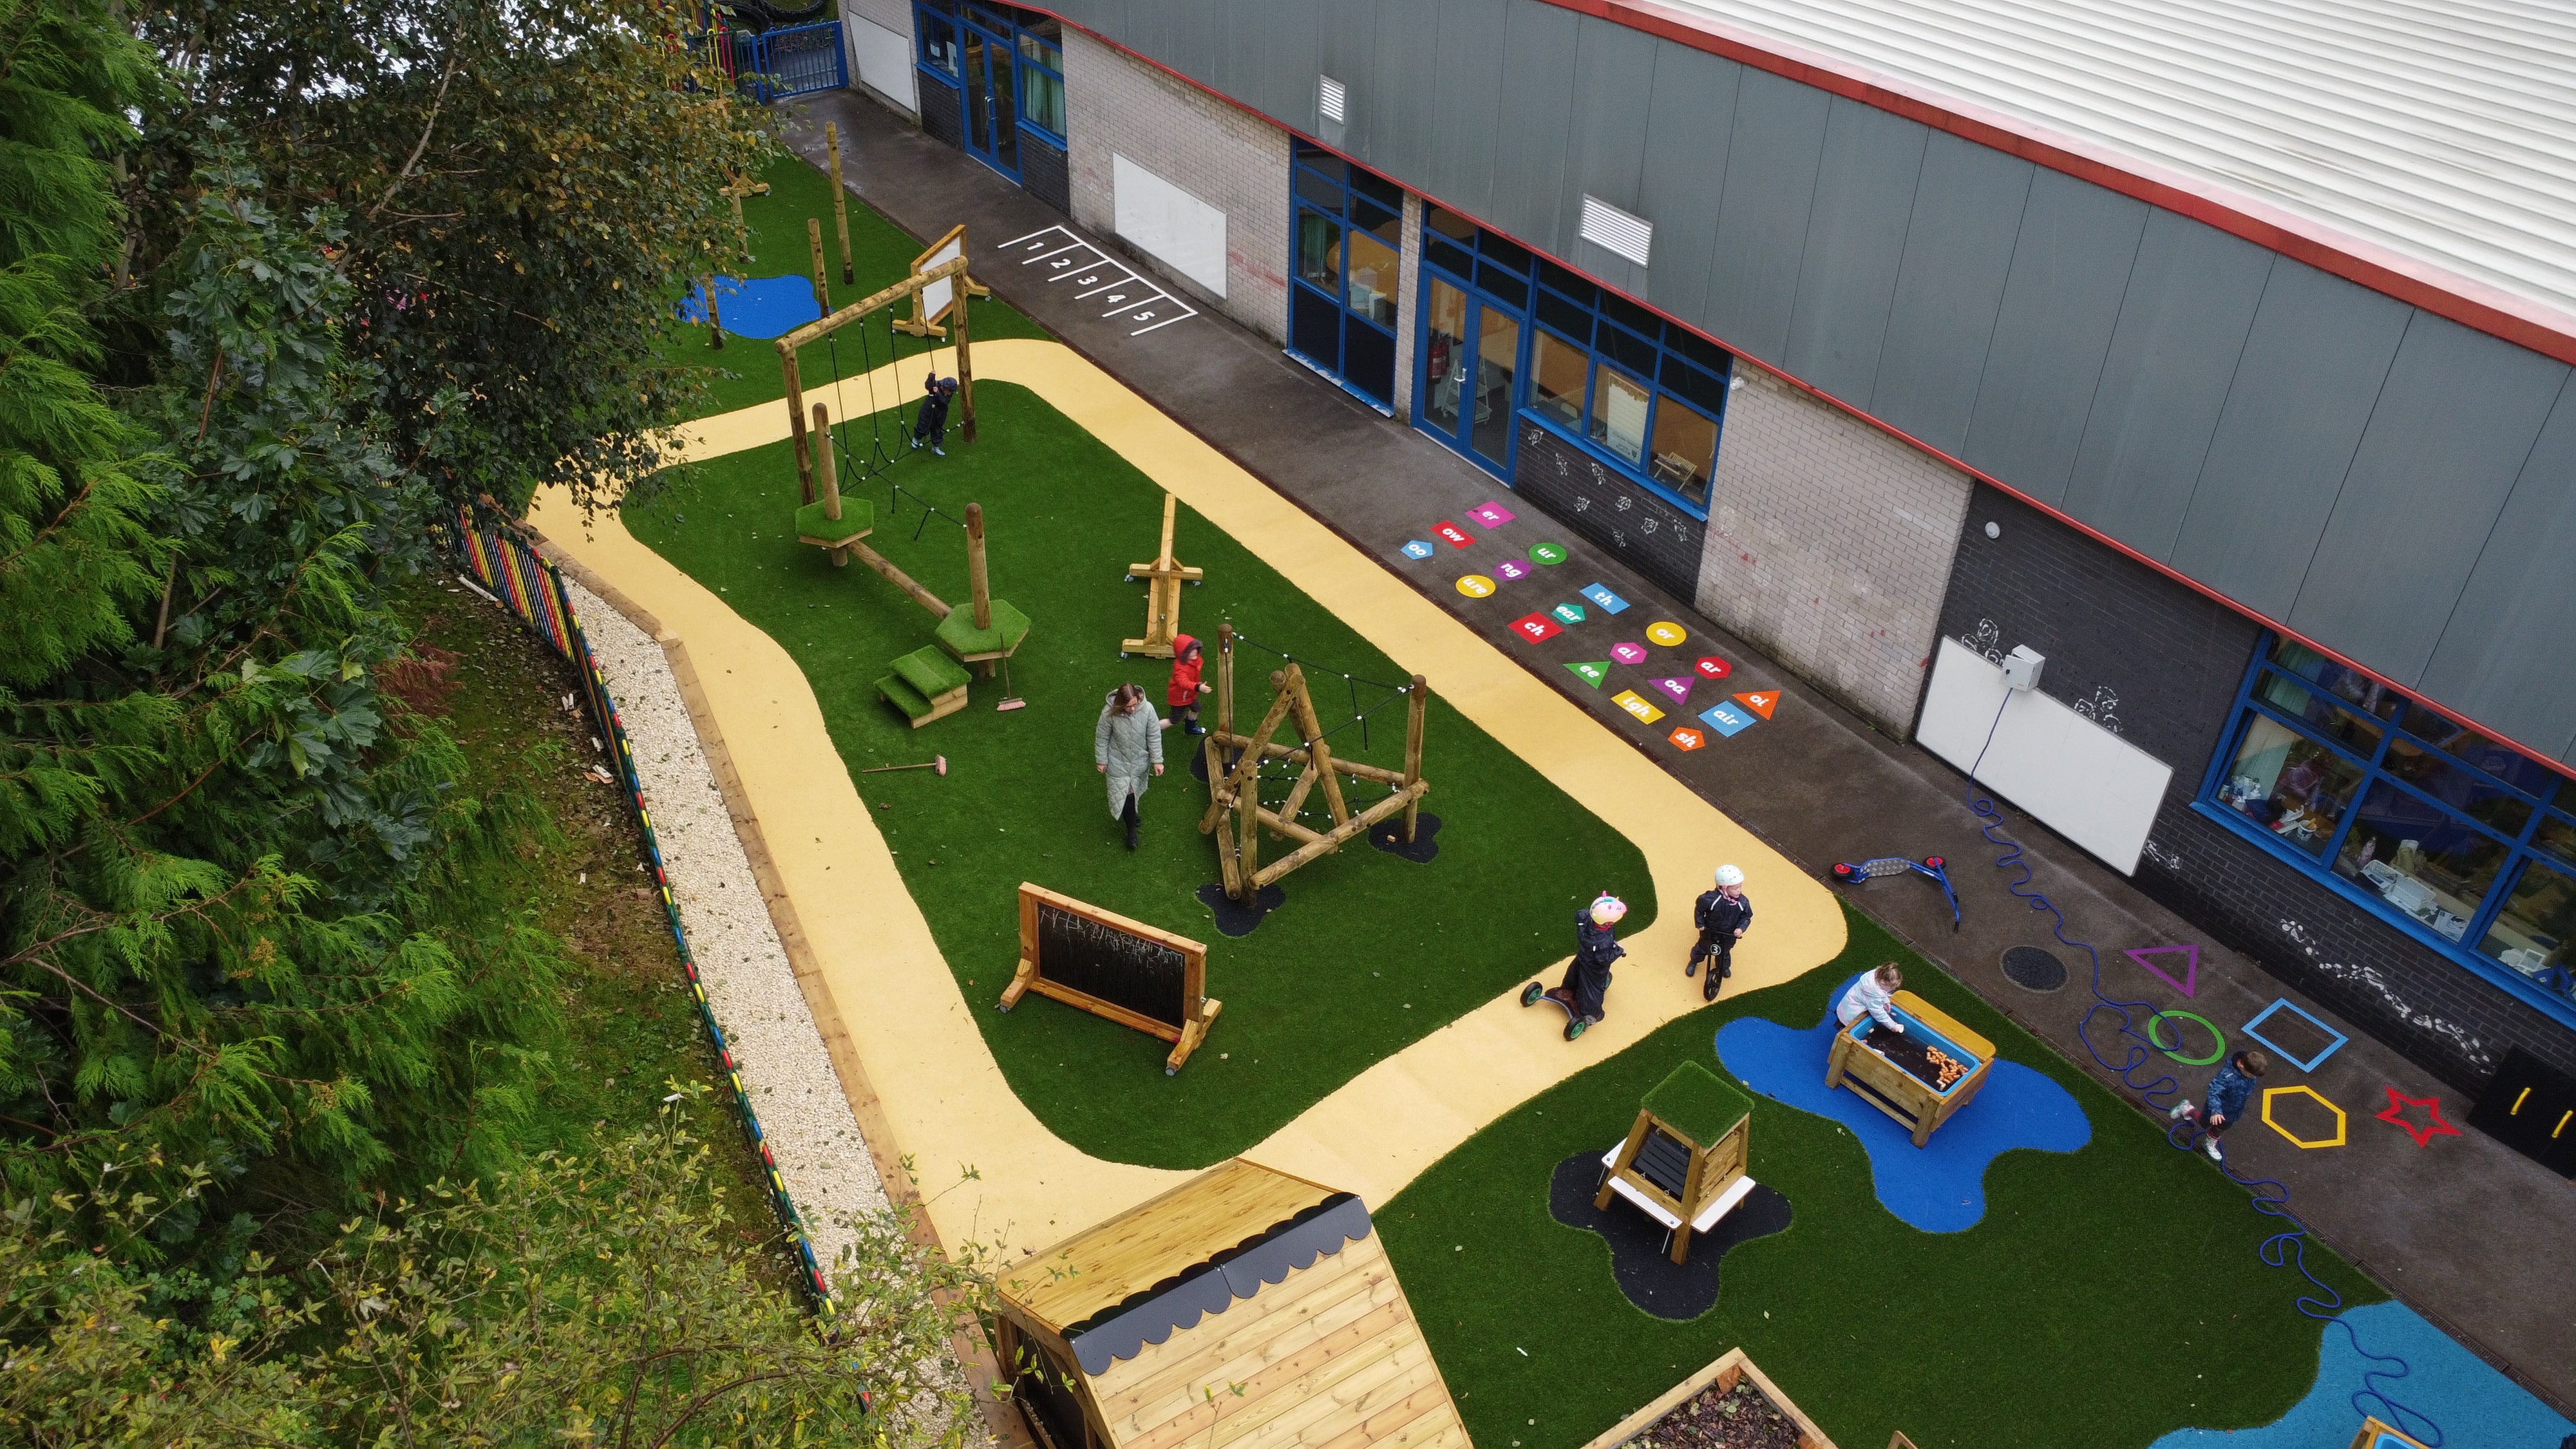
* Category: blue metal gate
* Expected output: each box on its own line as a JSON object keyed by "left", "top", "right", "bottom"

{"left": 731, "top": 21, "right": 846, "bottom": 102}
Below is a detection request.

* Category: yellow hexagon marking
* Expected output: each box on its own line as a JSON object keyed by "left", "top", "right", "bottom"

{"left": 2260, "top": 1084, "right": 2347, "bottom": 1149}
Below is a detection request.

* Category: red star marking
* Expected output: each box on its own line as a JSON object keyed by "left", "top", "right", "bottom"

{"left": 2373, "top": 1087, "right": 2462, "bottom": 1148}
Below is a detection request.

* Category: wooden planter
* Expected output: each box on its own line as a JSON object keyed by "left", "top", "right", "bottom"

{"left": 1823, "top": 990, "right": 1994, "bottom": 1147}
{"left": 1577, "top": 1348, "right": 1838, "bottom": 1449}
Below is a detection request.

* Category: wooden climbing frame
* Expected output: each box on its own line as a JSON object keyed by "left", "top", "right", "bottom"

{"left": 777, "top": 251, "right": 978, "bottom": 507}
{"left": 1196, "top": 625, "right": 1430, "bottom": 902}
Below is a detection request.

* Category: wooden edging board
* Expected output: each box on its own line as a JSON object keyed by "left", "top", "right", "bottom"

{"left": 531, "top": 535, "right": 1036, "bottom": 1449}
{"left": 1574, "top": 1347, "right": 1840, "bottom": 1449}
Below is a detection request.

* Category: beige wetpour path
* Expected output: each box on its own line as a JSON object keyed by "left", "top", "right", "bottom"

{"left": 531, "top": 338, "right": 1846, "bottom": 1257}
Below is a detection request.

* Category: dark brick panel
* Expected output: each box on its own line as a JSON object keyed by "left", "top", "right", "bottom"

{"left": 1019, "top": 131, "right": 1070, "bottom": 216}
{"left": 920, "top": 77, "right": 965, "bottom": 151}
{"left": 1510, "top": 422, "right": 1705, "bottom": 604}
{"left": 1937, "top": 484, "right": 2576, "bottom": 1090}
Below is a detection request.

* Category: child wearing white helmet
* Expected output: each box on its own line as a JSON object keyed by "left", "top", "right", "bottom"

{"left": 1525, "top": 893, "right": 1629, "bottom": 1041}
{"left": 1690, "top": 864, "right": 1752, "bottom": 1003}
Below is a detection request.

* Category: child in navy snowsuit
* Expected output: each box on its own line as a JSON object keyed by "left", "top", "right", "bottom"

{"left": 1689, "top": 864, "right": 1752, "bottom": 1002}
{"left": 1529, "top": 895, "right": 1628, "bottom": 1041}
{"left": 2169, "top": 1049, "right": 2268, "bottom": 1162}
{"left": 911, "top": 374, "right": 960, "bottom": 455}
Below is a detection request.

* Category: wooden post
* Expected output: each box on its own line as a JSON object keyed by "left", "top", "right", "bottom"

{"left": 1216, "top": 623, "right": 1236, "bottom": 739}
{"left": 844, "top": 540, "right": 953, "bottom": 618}
{"left": 813, "top": 402, "right": 849, "bottom": 570}
{"left": 965, "top": 502, "right": 992, "bottom": 629}
{"left": 828, "top": 123, "right": 853, "bottom": 284}
{"left": 1283, "top": 666, "right": 1350, "bottom": 828}
{"left": 1403, "top": 674, "right": 1427, "bottom": 844}
{"left": 954, "top": 269, "right": 977, "bottom": 444}
{"left": 1236, "top": 764, "right": 1260, "bottom": 899}
{"left": 808, "top": 218, "right": 829, "bottom": 312}
{"left": 705, "top": 277, "right": 724, "bottom": 350}
{"left": 783, "top": 350, "right": 813, "bottom": 506}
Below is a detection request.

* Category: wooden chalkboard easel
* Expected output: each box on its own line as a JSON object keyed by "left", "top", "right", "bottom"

{"left": 999, "top": 883, "right": 1220, "bottom": 1074}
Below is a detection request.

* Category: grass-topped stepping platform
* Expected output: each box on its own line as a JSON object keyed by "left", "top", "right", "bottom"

{"left": 879, "top": 645, "right": 972, "bottom": 727}
{"left": 936, "top": 596, "right": 1030, "bottom": 670}
{"left": 795, "top": 496, "right": 874, "bottom": 546}
{"left": 1645, "top": 1059, "right": 1754, "bottom": 1150}
{"left": 625, "top": 381, "right": 1652, "bottom": 1168}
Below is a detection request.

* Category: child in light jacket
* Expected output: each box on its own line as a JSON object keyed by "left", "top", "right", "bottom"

{"left": 2169, "top": 1050, "right": 2268, "bottom": 1163}
{"left": 1836, "top": 963, "right": 1906, "bottom": 1034}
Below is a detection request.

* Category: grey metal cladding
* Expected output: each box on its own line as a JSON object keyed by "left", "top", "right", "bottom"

{"left": 1868, "top": 131, "right": 2032, "bottom": 455}
{"left": 1487, "top": 1, "right": 1581, "bottom": 253}
{"left": 2060, "top": 210, "right": 2273, "bottom": 558}
{"left": 1206, "top": 0, "right": 1269, "bottom": 118}
{"left": 1558, "top": 16, "right": 1656, "bottom": 261}
{"left": 1367, "top": 0, "right": 1441, "bottom": 185}
{"left": 1422, "top": 0, "right": 1509, "bottom": 220}
{"left": 2168, "top": 262, "right": 2411, "bottom": 620}
{"left": 1315, "top": 0, "right": 1379, "bottom": 155}
{"left": 1253, "top": 4, "right": 1318, "bottom": 132}
{"left": 1783, "top": 97, "right": 1926, "bottom": 403}
{"left": 1634, "top": 44, "right": 1739, "bottom": 326}
{"left": 1165, "top": 0, "right": 1224, "bottom": 94}
{"left": 2287, "top": 312, "right": 2567, "bottom": 684}
{"left": 2419, "top": 378, "right": 2576, "bottom": 762}
{"left": 1961, "top": 169, "right": 2148, "bottom": 508}
{"left": 1705, "top": 68, "right": 1831, "bottom": 366}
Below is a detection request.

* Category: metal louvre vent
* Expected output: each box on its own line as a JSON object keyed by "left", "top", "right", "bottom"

{"left": 1318, "top": 74, "right": 1347, "bottom": 124}
{"left": 1579, "top": 194, "right": 1653, "bottom": 267}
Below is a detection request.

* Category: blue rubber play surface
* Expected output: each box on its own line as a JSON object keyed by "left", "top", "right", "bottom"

{"left": 2146, "top": 1299, "right": 2572, "bottom": 1448}
{"left": 676, "top": 274, "right": 822, "bottom": 340}
{"left": 1714, "top": 973, "right": 2090, "bottom": 1232}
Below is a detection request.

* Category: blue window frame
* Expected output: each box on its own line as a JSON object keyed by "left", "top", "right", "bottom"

{"left": 1416, "top": 206, "right": 1730, "bottom": 515}
{"left": 1286, "top": 142, "right": 1403, "bottom": 408}
{"left": 1016, "top": 23, "right": 1065, "bottom": 140}
{"left": 914, "top": 3, "right": 1063, "bottom": 153}
{"left": 2199, "top": 634, "right": 2576, "bottom": 1028}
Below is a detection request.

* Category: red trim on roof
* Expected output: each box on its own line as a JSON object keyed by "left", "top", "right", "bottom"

{"left": 1540, "top": 0, "right": 2576, "bottom": 368}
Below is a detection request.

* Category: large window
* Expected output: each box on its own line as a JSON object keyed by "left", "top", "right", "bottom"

{"left": 2205, "top": 636, "right": 2576, "bottom": 1023}
{"left": 1419, "top": 206, "right": 1731, "bottom": 516}
{"left": 914, "top": 3, "right": 1063, "bottom": 155}
{"left": 1287, "top": 142, "right": 1403, "bottom": 406}
{"left": 1016, "top": 22, "right": 1064, "bottom": 137}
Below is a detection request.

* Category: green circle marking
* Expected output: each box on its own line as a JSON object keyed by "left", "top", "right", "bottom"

{"left": 1528, "top": 542, "right": 1567, "bottom": 565}
{"left": 2148, "top": 1010, "right": 2226, "bottom": 1066}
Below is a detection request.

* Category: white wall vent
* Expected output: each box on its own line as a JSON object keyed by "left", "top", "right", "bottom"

{"left": 1579, "top": 194, "right": 1653, "bottom": 267}
{"left": 1318, "top": 74, "right": 1347, "bottom": 124}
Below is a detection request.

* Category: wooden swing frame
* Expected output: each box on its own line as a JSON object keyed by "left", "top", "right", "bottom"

{"left": 777, "top": 252, "right": 978, "bottom": 510}
{"left": 1196, "top": 625, "right": 1430, "bottom": 902}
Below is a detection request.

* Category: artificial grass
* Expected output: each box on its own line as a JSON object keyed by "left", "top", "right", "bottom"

{"left": 793, "top": 497, "right": 874, "bottom": 542}
{"left": 1376, "top": 904, "right": 2384, "bottom": 1449}
{"left": 1643, "top": 1061, "right": 1751, "bottom": 1148}
{"left": 625, "top": 381, "right": 1656, "bottom": 1167}
{"left": 658, "top": 155, "right": 1052, "bottom": 419}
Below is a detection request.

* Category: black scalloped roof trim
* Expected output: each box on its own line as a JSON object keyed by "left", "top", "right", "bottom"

{"left": 1065, "top": 1193, "right": 1372, "bottom": 1375}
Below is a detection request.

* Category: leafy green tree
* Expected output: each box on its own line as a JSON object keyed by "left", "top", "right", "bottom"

{"left": 134, "top": 0, "right": 775, "bottom": 516}
{"left": 1, "top": 0, "right": 566, "bottom": 1253}
{"left": 0, "top": 1097, "right": 996, "bottom": 1446}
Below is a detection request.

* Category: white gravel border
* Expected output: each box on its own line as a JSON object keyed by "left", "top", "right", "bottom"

{"left": 560, "top": 576, "right": 893, "bottom": 1263}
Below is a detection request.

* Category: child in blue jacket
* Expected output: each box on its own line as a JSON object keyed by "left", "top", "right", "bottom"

{"left": 2168, "top": 1049, "right": 2268, "bottom": 1162}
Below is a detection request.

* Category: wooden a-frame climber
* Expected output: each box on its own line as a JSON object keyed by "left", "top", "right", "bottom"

{"left": 1197, "top": 625, "right": 1430, "bottom": 902}
{"left": 1120, "top": 492, "right": 1201, "bottom": 659}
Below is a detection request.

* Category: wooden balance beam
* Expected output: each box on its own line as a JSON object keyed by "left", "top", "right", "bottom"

{"left": 1121, "top": 493, "right": 1202, "bottom": 659}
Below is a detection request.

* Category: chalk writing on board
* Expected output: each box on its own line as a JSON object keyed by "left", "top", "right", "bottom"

{"left": 1037, "top": 902, "right": 1188, "bottom": 1027}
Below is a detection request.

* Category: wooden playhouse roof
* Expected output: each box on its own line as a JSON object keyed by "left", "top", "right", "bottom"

{"left": 999, "top": 1159, "right": 1468, "bottom": 1449}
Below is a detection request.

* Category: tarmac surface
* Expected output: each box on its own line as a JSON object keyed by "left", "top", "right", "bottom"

{"left": 775, "top": 91, "right": 2575, "bottom": 1414}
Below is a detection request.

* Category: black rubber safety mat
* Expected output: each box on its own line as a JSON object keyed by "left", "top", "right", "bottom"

{"left": 1546, "top": 1150, "right": 1792, "bottom": 1321}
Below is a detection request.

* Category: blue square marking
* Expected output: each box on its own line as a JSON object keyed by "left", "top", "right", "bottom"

{"left": 1401, "top": 540, "right": 1435, "bottom": 560}
{"left": 1698, "top": 702, "right": 1756, "bottom": 737}
{"left": 1580, "top": 583, "right": 1631, "bottom": 613}
{"left": 2240, "top": 998, "right": 2347, "bottom": 1072}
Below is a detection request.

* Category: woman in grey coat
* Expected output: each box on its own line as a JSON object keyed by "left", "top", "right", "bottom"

{"left": 1095, "top": 683, "right": 1165, "bottom": 850}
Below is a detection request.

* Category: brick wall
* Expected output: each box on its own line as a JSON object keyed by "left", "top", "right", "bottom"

{"left": 920, "top": 75, "right": 963, "bottom": 151}
{"left": 1390, "top": 193, "right": 1421, "bottom": 422}
{"left": 1061, "top": 30, "right": 1289, "bottom": 341}
{"left": 1938, "top": 486, "right": 2576, "bottom": 1089}
{"left": 1695, "top": 367, "right": 1971, "bottom": 733}
{"left": 1020, "top": 131, "right": 1070, "bottom": 216}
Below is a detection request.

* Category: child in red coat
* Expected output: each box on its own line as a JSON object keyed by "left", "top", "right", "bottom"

{"left": 1162, "top": 634, "right": 1211, "bottom": 735}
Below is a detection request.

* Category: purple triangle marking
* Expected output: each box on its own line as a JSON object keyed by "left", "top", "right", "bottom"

{"left": 2124, "top": 943, "right": 2198, "bottom": 998}
{"left": 1649, "top": 676, "right": 1694, "bottom": 705}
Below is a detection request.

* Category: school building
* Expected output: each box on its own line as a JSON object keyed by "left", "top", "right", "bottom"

{"left": 829, "top": 0, "right": 2576, "bottom": 1089}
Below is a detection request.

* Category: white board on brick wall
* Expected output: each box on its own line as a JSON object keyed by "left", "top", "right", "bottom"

{"left": 1112, "top": 154, "right": 1228, "bottom": 299}
{"left": 1916, "top": 638, "right": 2172, "bottom": 875}
{"left": 845, "top": 15, "right": 918, "bottom": 114}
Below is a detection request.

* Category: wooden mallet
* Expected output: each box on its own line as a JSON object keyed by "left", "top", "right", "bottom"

{"left": 861, "top": 755, "right": 947, "bottom": 775}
